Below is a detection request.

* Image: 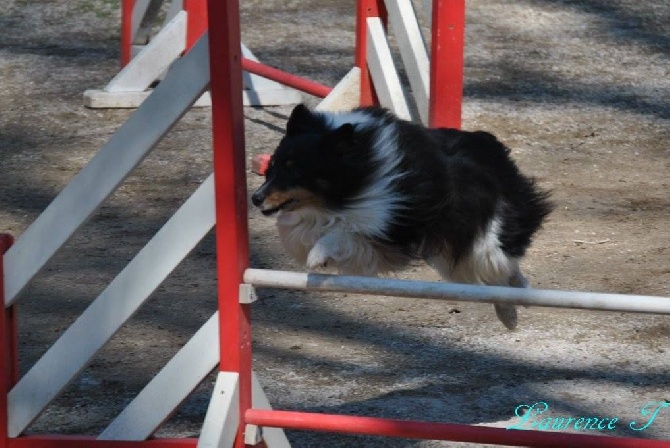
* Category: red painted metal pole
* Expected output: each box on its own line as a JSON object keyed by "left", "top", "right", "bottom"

{"left": 206, "top": 1, "right": 251, "bottom": 448}
{"left": 120, "top": 0, "right": 135, "bottom": 67}
{"left": 186, "top": 2, "right": 330, "bottom": 98}
{"left": 6, "top": 303, "right": 17, "bottom": 389}
{"left": 184, "top": 0, "right": 208, "bottom": 51}
{"left": 7, "top": 436, "right": 197, "bottom": 448}
{"left": 241, "top": 58, "right": 332, "bottom": 98}
{"left": 429, "top": 0, "right": 465, "bottom": 129}
{"left": 355, "top": 0, "right": 387, "bottom": 106}
{"left": 246, "top": 409, "right": 670, "bottom": 447}
{"left": 0, "top": 234, "right": 15, "bottom": 448}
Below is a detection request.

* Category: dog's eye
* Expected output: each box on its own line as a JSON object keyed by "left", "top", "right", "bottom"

{"left": 284, "top": 161, "right": 302, "bottom": 180}
{"left": 285, "top": 160, "right": 299, "bottom": 173}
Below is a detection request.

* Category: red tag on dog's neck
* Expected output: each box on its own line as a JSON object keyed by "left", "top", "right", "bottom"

{"left": 252, "top": 153, "right": 271, "bottom": 176}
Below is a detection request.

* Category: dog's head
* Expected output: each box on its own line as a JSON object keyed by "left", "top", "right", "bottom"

{"left": 251, "top": 105, "right": 367, "bottom": 215}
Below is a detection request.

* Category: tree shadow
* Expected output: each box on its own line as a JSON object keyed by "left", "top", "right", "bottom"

{"left": 524, "top": 0, "right": 669, "bottom": 52}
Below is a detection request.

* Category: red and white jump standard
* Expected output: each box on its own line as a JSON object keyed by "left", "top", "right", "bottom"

{"left": 208, "top": 1, "right": 670, "bottom": 447}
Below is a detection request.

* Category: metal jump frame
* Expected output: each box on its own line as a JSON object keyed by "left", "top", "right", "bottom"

{"left": 1, "top": 1, "right": 669, "bottom": 448}
{"left": 208, "top": 0, "right": 670, "bottom": 447}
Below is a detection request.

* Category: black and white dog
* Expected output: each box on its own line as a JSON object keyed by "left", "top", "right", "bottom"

{"left": 252, "top": 105, "right": 552, "bottom": 329}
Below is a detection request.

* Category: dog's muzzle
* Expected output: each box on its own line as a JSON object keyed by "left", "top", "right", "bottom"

{"left": 251, "top": 184, "right": 296, "bottom": 216}
{"left": 251, "top": 190, "right": 265, "bottom": 207}
{"left": 251, "top": 180, "right": 272, "bottom": 208}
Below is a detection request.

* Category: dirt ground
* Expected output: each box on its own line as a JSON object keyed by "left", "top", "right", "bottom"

{"left": 0, "top": 0, "right": 669, "bottom": 446}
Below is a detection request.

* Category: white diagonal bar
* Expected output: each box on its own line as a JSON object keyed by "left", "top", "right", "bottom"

{"left": 241, "top": 44, "right": 301, "bottom": 106}
{"left": 198, "top": 372, "right": 240, "bottom": 448}
{"left": 131, "top": 0, "right": 152, "bottom": 44}
{"left": 315, "top": 67, "right": 361, "bottom": 113}
{"left": 3, "top": 33, "right": 211, "bottom": 306}
{"left": 243, "top": 269, "right": 670, "bottom": 315}
{"left": 100, "top": 309, "right": 289, "bottom": 445}
{"left": 106, "top": 11, "right": 187, "bottom": 93}
{"left": 98, "top": 312, "right": 220, "bottom": 440}
{"left": 133, "top": 0, "right": 166, "bottom": 45}
{"left": 366, "top": 17, "right": 412, "bottom": 120}
{"left": 7, "top": 175, "right": 215, "bottom": 437}
{"left": 163, "top": 0, "right": 184, "bottom": 27}
{"left": 251, "top": 372, "right": 292, "bottom": 448}
{"left": 385, "top": 0, "right": 430, "bottom": 124}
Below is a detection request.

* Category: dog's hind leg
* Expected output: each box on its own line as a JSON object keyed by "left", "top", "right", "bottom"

{"left": 509, "top": 270, "right": 530, "bottom": 288}
{"left": 428, "top": 254, "right": 524, "bottom": 330}
{"left": 494, "top": 268, "right": 530, "bottom": 330}
{"left": 493, "top": 304, "right": 518, "bottom": 331}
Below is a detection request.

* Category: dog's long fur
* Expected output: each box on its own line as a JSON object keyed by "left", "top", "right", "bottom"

{"left": 252, "top": 105, "right": 552, "bottom": 329}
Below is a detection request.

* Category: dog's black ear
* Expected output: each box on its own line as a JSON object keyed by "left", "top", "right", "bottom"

{"left": 332, "top": 123, "right": 355, "bottom": 141}
{"left": 331, "top": 123, "right": 357, "bottom": 154}
{"left": 286, "top": 104, "right": 317, "bottom": 136}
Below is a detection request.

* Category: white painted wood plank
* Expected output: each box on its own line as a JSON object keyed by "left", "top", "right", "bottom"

{"left": 385, "top": 0, "right": 430, "bottom": 124}
{"left": 7, "top": 174, "right": 216, "bottom": 437}
{"left": 242, "top": 88, "right": 302, "bottom": 107}
{"left": 241, "top": 45, "right": 302, "bottom": 106}
{"left": 134, "top": 0, "right": 166, "bottom": 46}
{"left": 3, "top": 33, "right": 211, "bottom": 306}
{"left": 366, "top": 18, "right": 412, "bottom": 120}
{"left": 131, "top": 0, "right": 152, "bottom": 44}
{"left": 84, "top": 88, "right": 300, "bottom": 109}
{"left": 84, "top": 90, "right": 211, "bottom": 109}
{"left": 163, "top": 0, "right": 184, "bottom": 27}
{"left": 241, "top": 45, "right": 281, "bottom": 92}
{"left": 99, "top": 310, "right": 289, "bottom": 445}
{"left": 131, "top": 44, "right": 147, "bottom": 58}
{"left": 198, "top": 372, "right": 240, "bottom": 448}
{"left": 315, "top": 67, "right": 361, "bottom": 112}
{"left": 83, "top": 90, "right": 161, "bottom": 108}
{"left": 81, "top": 90, "right": 255, "bottom": 109}
{"left": 99, "top": 312, "right": 220, "bottom": 440}
{"left": 252, "top": 372, "right": 292, "bottom": 448}
{"left": 106, "top": 11, "right": 187, "bottom": 93}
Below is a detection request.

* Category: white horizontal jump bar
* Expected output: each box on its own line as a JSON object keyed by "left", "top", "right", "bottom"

{"left": 243, "top": 269, "right": 670, "bottom": 315}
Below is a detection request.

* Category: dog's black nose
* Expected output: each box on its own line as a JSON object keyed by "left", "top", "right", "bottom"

{"left": 251, "top": 191, "right": 264, "bottom": 207}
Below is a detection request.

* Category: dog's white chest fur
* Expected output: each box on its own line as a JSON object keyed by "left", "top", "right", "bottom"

{"left": 276, "top": 210, "right": 519, "bottom": 282}
{"left": 275, "top": 210, "right": 328, "bottom": 266}
{"left": 275, "top": 210, "right": 395, "bottom": 276}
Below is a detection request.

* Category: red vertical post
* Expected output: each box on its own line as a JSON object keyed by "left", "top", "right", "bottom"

{"left": 0, "top": 234, "right": 16, "bottom": 448}
{"left": 429, "top": 0, "right": 465, "bottom": 129}
{"left": 6, "top": 306, "right": 17, "bottom": 388}
{"left": 184, "top": 0, "right": 208, "bottom": 51}
{"left": 355, "top": 0, "right": 387, "bottom": 106}
{"left": 206, "top": 1, "right": 251, "bottom": 448}
{"left": 120, "top": 0, "right": 135, "bottom": 67}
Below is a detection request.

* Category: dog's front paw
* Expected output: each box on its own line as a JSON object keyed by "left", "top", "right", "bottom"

{"left": 306, "top": 244, "right": 334, "bottom": 270}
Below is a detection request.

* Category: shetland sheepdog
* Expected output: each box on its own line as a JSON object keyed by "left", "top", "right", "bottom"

{"left": 251, "top": 105, "right": 552, "bottom": 330}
